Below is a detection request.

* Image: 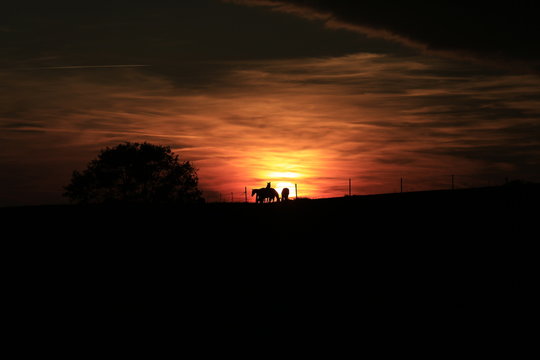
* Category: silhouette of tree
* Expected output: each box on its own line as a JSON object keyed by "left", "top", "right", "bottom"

{"left": 64, "top": 142, "right": 203, "bottom": 204}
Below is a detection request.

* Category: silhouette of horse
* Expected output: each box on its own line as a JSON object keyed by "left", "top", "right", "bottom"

{"left": 251, "top": 188, "right": 262, "bottom": 203}
{"left": 267, "top": 188, "right": 280, "bottom": 202}
{"left": 281, "top": 187, "right": 290, "bottom": 201}
{"left": 251, "top": 187, "right": 280, "bottom": 203}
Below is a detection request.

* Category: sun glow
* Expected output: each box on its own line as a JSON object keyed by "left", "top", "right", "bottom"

{"left": 265, "top": 172, "right": 301, "bottom": 198}
{"left": 274, "top": 181, "right": 297, "bottom": 199}
{"left": 242, "top": 149, "right": 329, "bottom": 201}
{"left": 267, "top": 171, "right": 300, "bottom": 179}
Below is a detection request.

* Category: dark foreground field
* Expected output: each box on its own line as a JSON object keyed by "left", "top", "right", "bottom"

{"left": 2, "top": 183, "right": 539, "bottom": 356}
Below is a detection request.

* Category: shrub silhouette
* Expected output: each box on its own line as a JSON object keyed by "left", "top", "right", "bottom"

{"left": 64, "top": 142, "right": 203, "bottom": 204}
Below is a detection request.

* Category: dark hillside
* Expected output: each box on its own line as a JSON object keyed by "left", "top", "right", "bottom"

{"left": 2, "top": 183, "right": 539, "bottom": 355}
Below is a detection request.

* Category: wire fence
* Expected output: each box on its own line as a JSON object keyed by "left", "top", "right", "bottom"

{"left": 214, "top": 185, "right": 298, "bottom": 203}
{"left": 210, "top": 175, "right": 525, "bottom": 203}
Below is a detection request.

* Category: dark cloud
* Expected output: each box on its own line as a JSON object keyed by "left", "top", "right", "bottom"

{"left": 229, "top": 0, "right": 540, "bottom": 71}
{"left": 1, "top": 0, "right": 373, "bottom": 70}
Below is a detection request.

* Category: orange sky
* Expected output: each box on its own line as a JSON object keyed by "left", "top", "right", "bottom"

{"left": 2, "top": 52, "right": 539, "bottom": 204}
{"left": 1, "top": 1, "right": 539, "bottom": 206}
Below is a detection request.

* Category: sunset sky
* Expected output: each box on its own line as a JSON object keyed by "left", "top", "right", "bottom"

{"left": 1, "top": 0, "right": 540, "bottom": 205}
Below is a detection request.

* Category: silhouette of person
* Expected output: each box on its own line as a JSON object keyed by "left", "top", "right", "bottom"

{"left": 266, "top": 182, "right": 271, "bottom": 189}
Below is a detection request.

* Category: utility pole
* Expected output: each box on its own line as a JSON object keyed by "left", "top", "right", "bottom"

{"left": 349, "top": 178, "right": 352, "bottom": 196}
{"left": 244, "top": 187, "right": 247, "bottom": 202}
{"left": 400, "top": 177, "right": 403, "bottom": 193}
{"left": 295, "top": 183, "right": 298, "bottom": 199}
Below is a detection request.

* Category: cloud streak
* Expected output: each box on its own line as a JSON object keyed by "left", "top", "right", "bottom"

{"left": 1, "top": 51, "right": 539, "bottom": 205}
{"left": 225, "top": 0, "right": 540, "bottom": 72}
{"left": 33, "top": 65, "right": 150, "bottom": 70}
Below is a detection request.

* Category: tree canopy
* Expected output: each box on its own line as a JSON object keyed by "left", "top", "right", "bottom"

{"left": 64, "top": 142, "right": 203, "bottom": 204}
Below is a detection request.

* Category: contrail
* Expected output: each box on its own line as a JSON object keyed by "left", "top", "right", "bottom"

{"left": 36, "top": 64, "right": 150, "bottom": 70}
